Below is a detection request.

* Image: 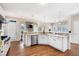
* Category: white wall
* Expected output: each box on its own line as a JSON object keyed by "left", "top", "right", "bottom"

{"left": 44, "top": 23, "right": 52, "bottom": 32}
{"left": 71, "top": 15, "right": 79, "bottom": 44}
{"left": 0, "top": 6, "right": 5, "bottom": 17}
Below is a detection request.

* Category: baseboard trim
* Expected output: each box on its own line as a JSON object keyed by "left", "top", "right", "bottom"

{"left": 71, "top": 41, "right": 79, "bottom": 44}
{"left": 71, "top": 42, "right": 79, "bottom": 45}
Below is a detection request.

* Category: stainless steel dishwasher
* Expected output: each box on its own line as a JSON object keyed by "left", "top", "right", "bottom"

{"left": 31, "top": 35, "right": 38, "bottom": 45}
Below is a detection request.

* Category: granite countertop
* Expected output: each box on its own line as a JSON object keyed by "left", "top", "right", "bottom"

{"left": 24, "top": 32, "right": 53, "bottom": 35}
{"left": 23, "top": 32, "right": 68, "bottom": 37}
{"left": 55, "top": 33, "right": 69, "bottom": 36}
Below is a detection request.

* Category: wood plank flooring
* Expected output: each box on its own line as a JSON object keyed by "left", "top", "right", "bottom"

{"left": 7, "top": 41, "right": 79, "bottom": 56}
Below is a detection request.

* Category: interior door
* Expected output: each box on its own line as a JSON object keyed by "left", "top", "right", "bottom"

{"left": 72, "top": 20, "right": 79, "bottom": 44}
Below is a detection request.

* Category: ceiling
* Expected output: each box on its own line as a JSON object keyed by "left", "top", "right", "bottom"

{"left": 0, "top": 3, "right": 79, "bottom": 23}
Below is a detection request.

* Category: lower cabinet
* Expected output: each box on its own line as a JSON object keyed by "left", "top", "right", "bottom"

{"left": 24, "top": 35, "right": 31, "bottom": 47}
{"left": 38, "top": 35, "right": 49, "bottom": 45}
{"left": 54, "top": 37, "right": 62, "bottom": 50}
{"left": 49, "top": 36, "right": 62, "bottom": 51}
{"left": 49, "top": 35, "right": 68, "bottom": 52}
{"left": 25, "top": 34, "right": 68, "bottom": 52}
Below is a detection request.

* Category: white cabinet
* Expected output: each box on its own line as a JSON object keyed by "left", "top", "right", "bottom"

{"left": 62, "top": 36, "right": 68, "bottom": 51}
{"left": 38, "top": 35, "right": 48, "bottom": 44}
{"left": 24, "top": 35, "right": 31, "bottom": 47}
{"left": 52, "top": 37, "right": 62, "bottom": 50}
{"left": 49, "top": 35, "right": 68, "bottom": 52}
{"left": 33, "top": 25, "right": 38, "bottom": 32}
{"left": 24, "top": 34, "right": 68, "bottom": 52}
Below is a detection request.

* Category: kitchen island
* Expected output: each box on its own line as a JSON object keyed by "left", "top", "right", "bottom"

{"left": 23, "top": 32, "right": 70, "bottom": 52}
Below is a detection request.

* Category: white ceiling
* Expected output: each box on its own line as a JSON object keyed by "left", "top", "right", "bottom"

{"left": 0, "top": 3, "right": 79, "bottom": 22}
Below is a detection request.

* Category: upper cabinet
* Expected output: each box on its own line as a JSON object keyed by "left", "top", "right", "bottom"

{"left": 25, "top": 22, "right": 39, "bottom": 33}
{"left": 33, "top": 24, "right": 38, "bottom": 32}
{"left": 22, "top": 19, "right": 69, "bottom": 34}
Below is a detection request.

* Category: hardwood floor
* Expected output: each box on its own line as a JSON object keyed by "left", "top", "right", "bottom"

{"left": 7, "top": 41, "right": 79, "bottom": 56}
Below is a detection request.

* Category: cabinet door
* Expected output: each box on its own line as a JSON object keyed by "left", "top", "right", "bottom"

{"left": 50, "top": 36, "right": 62, "bottom": 51}
{"left": 49, "top": 35, "right": 55, "bottom": 46}
{"left": 25, "top": 35, "right": 31, "bottom": 47}
{"left": 54, "top": 37, "right": 62, "bottom": 50}
{"left": 44, "top": 35, "right": 49, "bottom": 44}
{"left": 38, "top": 35, "right": 48, "bottom": 44}
{"left": 38, "top": 35, "right": 43, "bottom": 44}
{"left": 63, "top": 37, "right": 68, "bottom": 52}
